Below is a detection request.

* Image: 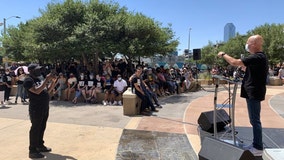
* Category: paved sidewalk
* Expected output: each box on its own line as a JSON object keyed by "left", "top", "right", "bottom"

{"left": 0, "top": 85, "right": 283, "bottom": 159}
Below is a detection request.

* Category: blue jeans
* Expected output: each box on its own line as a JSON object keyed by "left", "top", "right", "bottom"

{"left": 246, "top": 98, "right": 263, "bottom": 150}
{"left": 16, "top": 84, "right": 26, "bottom": 101}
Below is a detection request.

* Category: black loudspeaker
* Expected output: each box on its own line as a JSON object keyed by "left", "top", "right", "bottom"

{"left": 198, "top": 109, "right": 231, "bottom": 133}
{"left": 193, "top": 48, "right": 201, "bottom": 60}
{"left": 199, "top": 137, "right": 255, "bottom": 160}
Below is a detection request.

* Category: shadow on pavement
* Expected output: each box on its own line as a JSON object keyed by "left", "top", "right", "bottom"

{"left": 43, "top": 152, "right": 77, "bottom": 160}
{"left": 0, "top": 106, "right": 11, "bottom": 109}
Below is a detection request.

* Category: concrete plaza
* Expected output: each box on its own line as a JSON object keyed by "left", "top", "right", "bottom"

{"left": 0, "top": 85, "right": 283, "bottom": 160}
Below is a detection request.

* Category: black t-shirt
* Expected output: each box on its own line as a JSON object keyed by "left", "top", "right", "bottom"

{"left": 94, "top": 79, "right": 104, "bottom": 88}
{"left": 0, "top": 75, "right": 5, "bottom": 91}
{"left": 23, "top": 76, "right": 49, "bottom": 105}
{"left": 77, "top": 79, "right": 87, "bottom": 89}
{"left": 132, "top": 75, "right": 142, "bottom": 94}
{"left": 86, "top": 79, "right": 95, "bottom": 90}
{"left": 241, "top": 52, "right": 268, "bottom": 100}
{"left": 3, "top": 73, "right": 12, "bottom": 86}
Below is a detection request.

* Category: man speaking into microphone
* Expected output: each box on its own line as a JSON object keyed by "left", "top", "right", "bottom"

{"left": 23, "top": 64, "right": 57, "bottom": 159}
{"left": 217, "top": 35, "right": 268, "bottom": 157}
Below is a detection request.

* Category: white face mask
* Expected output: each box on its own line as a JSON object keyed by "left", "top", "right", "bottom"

{"left": 245, "top": 44, "right": 250, "bottom": 52}
{"left": 118, "top": 77, "right": 122, "bottom": 81}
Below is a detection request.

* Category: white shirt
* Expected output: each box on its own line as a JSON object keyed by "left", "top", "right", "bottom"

{"left": 113, "top": 79, "right": 128, "bottom": 92}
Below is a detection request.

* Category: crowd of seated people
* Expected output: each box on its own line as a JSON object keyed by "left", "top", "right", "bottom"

{"left": 6, "top": 59, "right": 201, "bottom": 109}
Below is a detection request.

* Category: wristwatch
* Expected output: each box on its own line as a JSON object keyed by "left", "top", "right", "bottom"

{"left": 221, "top": 53, "right": 226, "bottom": 57}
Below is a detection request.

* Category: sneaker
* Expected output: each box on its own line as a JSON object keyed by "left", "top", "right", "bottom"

{"left": 29, "top": 152, "right": 45, "bottom": 159}
{"left": 112, "top": 101, "right": 118, "bottom": 105}
{"left": 118, "top": 101, "right": 122, "bottom": 106}
{"left": 243, "top": 143, "right": 253, "bottom": 150}
{"left": 248, "top": 147, "right": 263, "bottom": 156}
{"left": 140, "top": 111, "right": 152, "bottom": 116}
{"left": 103, "top": 101, "right": 107, "bottom": 106}
{"left": 151, "top": 109, "right": 159, "bottom": 112}
{"left": 36, "top": 146, "right": 52, "bottom": 152}
{"left": 4, "top": 101, "right": 9, "bottom": 105}
{"left": 156, "top": 104, "right": 163, "bottom": 108}
{"left": 107, "top": 101, "right": 112, "bottom": 105}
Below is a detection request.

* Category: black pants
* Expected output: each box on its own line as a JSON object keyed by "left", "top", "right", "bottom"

{"left": 29, "top": 106, "right": 49, "bottom": 152}
{"left": 4, "top": 87, "right": 11, "bottom": 101}
{"left": 135, "top": 91, "right": 149, "bottom": 113}
{"left": 144, "top": 89, "right": 156, "bottom": 110}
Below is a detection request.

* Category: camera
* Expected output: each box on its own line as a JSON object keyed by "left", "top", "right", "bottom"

{"left": 234, "top": 67, "right": 245, "bottom": 80}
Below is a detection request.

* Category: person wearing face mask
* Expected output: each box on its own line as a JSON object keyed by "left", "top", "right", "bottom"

{"left": 218, "top": 35, "right": 268, "bottom": 157}
{"left": 102, "top": 74, "right": 114, "bottom": 106}
{"left": 84, "top": 73, "right": 97, "bottom": 103}
{"left": 94, "top": 74, "right": 104, "bottom": 93}
{"left": 72, "top": 73, "right": 88, "bottom": 104}
{"left": 23, "top": 64, "right": 57, "bottom": 159}
{"left": 112, "top": 74, "right": 128, "bottom": 106}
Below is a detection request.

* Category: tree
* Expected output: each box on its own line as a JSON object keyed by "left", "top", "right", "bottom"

{"left": 201, "top": 23, "right": 284, "bottom": 68}
{"left": 1, "top": 0, "right": 176, "bottom": 69}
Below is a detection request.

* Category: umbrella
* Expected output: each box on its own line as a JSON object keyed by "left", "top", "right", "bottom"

{"left": 14, "top": 66, "right": 29, "bottom": 76}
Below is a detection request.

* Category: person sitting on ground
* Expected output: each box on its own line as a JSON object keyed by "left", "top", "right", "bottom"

{"left": 102, "top": 74, "right": 114, "bottom": 106}
{"left": 186, "top": 69, "right": 200, "bottom": 92}
{"left": 142, "top": 68, "right": 162, "bottom": 108}
{"left": 130, "top": 66, "right": 159, "bottom": 116}
{"left": 64, "top": 73, "right": 77, "bottom": 101}
{"left": 144, "top": 68, "right": 161, "bottom": 96}
{"left": 94, "top": 74, "right": 104, "bottom": 93}
{"left": 72, "top": 73, "right": 88, "bottom": 104}
{"left": 169, "top": 68, "right": 179, "bottom": 94}
{"left": 156, "top": 67, "right": 167, "bottom": 96}
{"left": 85, "top": 73, "right": 97, "bottom": 103}
{"left": 164, "top": 68, "right": 176, "bottom": 94}
{"left": 53, "top": 72, "right": 67, "bottom": 100}
{"left": 112, "top": 74, "right": 128, "bottom": 106}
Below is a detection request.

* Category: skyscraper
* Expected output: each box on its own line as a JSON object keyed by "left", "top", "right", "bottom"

{"left": 224, "top": 23, "right": 236, "bottom": 42}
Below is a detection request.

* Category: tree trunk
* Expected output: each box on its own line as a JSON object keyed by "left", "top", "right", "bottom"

{"left": 94, "top": 51, "right": 99, "bottom": 74}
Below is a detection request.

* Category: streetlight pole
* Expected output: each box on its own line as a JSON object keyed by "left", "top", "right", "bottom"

{"left": 188, "top": 28, "right": 192, "bottom": 53}
{"left": 3, "top": 16, "right": 21, "bottom": 35}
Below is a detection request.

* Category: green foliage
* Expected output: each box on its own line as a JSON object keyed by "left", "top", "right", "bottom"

{"left": 2, "top": 0, "right": 178, "bottom": 65}
{"left": 201, "top": 23, "right": 284, "bottom": 67}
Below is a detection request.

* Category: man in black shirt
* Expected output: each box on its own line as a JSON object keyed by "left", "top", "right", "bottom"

{"left": 23, "top": 64, "right": 57, "bottom": 159}
{"left": 218, "top": 35, "right": 268, "bottom": 157}
{"left": 131, "top": 66, "right": 159, "bottom": 115}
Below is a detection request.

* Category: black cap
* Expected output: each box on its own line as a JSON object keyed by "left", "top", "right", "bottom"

{"left": 28, "top": 64, "right": 42, "bottom": 71}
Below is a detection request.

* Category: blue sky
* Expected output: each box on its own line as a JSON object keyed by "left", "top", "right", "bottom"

{"left": 1, "top": 0, "right": 283, "bottom": 55}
